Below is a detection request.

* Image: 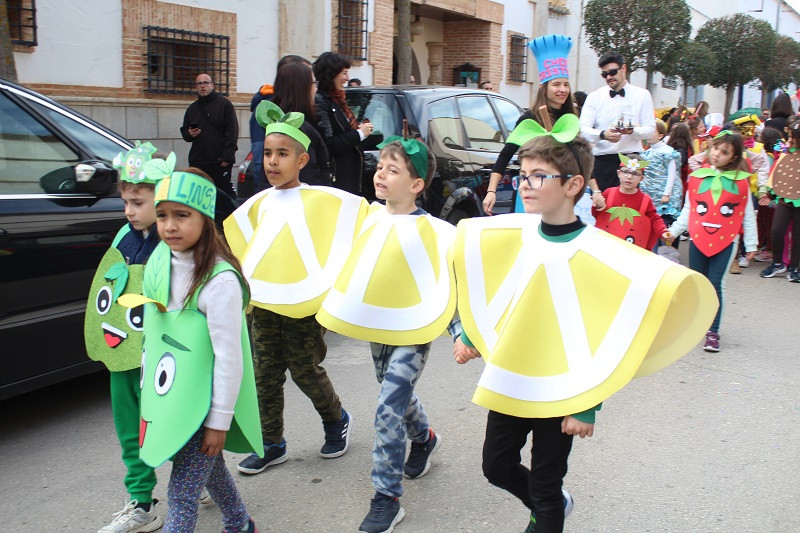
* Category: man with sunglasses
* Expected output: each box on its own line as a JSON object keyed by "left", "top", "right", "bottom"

{"left": 579, "top": 52, "right": 655, "bottom": 194}
{"left": 180, "top": 73, "right": 240, "bottom": 199}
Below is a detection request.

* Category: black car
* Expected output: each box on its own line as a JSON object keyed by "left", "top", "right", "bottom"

{"left": 0, "top": 77, "right": 130, "bottom": 400}
{"left": 237, "top": 86, "right": 524, "bottom": 222}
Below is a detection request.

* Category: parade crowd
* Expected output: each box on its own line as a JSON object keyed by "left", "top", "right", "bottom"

{"left": 86, "top": 33, "right": 797, "bottom": 533}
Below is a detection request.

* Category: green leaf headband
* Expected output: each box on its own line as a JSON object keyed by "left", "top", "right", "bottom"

{"left": 255, "top": 100, "right": 311, "bottom": 150}
{"left": 377, "top": 135, "right": 430, "bottom": 180}
{"left": 148, "top": 155, "right": 216, "bottom": 219}
{"left": 506, "top": 113, "right": 580, "bottom": 146}
{"left": 713, "top": 129, "right": 736, "bottom": 140}
{"left": 112, "top": 141, "right": 160, "bottom": 184}
{"left": 691, "top": 167, "right": 746, "bottom": 204}
{"left": 618, "top": 153, "right": 651, "bottom": 170}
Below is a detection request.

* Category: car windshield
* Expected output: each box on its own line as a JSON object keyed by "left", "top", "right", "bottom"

{"left": 346, "top": 92, "right": 403, "bottom": 140}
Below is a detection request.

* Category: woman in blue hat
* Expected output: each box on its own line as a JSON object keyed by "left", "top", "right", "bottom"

{"left": 483, "top": 34, "right": 578, "bottom": 215}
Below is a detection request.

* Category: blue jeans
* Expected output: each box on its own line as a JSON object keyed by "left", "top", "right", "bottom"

{"left": 688, "top": 240, "right": 737, "bottom": 334}
{"left": 369, "top": 342, "right": 431, "bottom": 498}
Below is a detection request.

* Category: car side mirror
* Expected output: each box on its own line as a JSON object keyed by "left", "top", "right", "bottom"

{"left": 74, "top": 160, "right": 118, "bottom": 195}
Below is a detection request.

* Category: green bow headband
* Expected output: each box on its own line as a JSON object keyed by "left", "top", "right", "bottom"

{"left": 146, "top": 154, "right": 216, "bottom": 219}
{"left": 112, "top": 141, "right": 160, "bottom": 184}
{"left": 377, "top": 136, "right": 430, "bottom": 180}
{"left": 618, "top": 153, "right": 651, "bottom": 171}
{"left": 691, "top": 167, "right": 746, "bottom": 204}
{"left": 505, "top": 113, "right": 580, "bottom": 147}
{"left": 255, "top": 100, "right": 311, "bottom": 150}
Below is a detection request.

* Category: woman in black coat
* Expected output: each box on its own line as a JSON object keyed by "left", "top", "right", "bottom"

{"left": 764, "top": 93, "right": 794, "bottom": 139}
{"left": 313, "top": 52, "right": 374, "bottom": 195}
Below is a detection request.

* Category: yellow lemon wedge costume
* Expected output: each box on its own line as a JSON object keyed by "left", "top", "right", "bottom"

{"left": 223, "top": 185, "right": 369, "bottom": 318}
{"left": 317, "top": 205, "right": 457, "bottom": 345}
{"left": 453, "top": 214, "right": 718, "bottom": 419}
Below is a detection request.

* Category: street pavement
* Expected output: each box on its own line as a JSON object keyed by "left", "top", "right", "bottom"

{"left": 1, "top": 258, "right": 798, "bottom": 532}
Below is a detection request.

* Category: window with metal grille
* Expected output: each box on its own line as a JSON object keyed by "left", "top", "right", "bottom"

{"left": 7, "top": 0, "right": 37, "bottom": 47}
{"left": 143, "top": 26, "right": 230, "bottom": 95}
{"left": 337, "top": 0, "right": 368, "bottom": 61}
{"left": 508, "top": 34, "right": 527, "bottom": 83}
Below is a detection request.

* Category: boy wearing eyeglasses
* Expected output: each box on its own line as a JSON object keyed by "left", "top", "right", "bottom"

{"left": 451, "top": 115, "right": 718, "bottom": 532}
{"left": 592, "top": 153, "right": 670, "bottom": 250}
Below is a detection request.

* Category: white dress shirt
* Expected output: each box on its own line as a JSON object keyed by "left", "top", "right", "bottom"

{"left": 580, "top": 81, "right": 656, "bottom": 156}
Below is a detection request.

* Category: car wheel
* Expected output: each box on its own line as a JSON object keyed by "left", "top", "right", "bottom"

{"left": 446, "top": 208, "right": 470, "bottom": 225}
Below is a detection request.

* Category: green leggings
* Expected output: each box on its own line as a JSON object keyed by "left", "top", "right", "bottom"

{"left": 110, "top": 369, "right": 157, "bottom": 503}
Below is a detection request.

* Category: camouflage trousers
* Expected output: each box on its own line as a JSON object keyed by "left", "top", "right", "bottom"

{"left": 370, "top": 342, "right": 431, "bottom": 498}
{"left": 250, "top": 307, "right": 342, "bottom": 443}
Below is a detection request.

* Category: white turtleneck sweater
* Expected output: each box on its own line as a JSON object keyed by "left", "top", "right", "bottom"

{"left": 167, "top": 249, "right": 244, "bottom": 431}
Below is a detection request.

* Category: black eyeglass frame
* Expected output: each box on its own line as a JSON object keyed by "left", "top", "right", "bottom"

{"left": 512, "top": 173, "right": 574, "bottom": 191}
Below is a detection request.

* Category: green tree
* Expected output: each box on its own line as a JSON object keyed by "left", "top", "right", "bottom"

{"left": 583, "top": 0, "right": 691, "bottom": 90}
{"left": 1, "top": 0, "right": 18, "bottom": 81}
{"left": 695, "top": 14, "right": 777, "bottom": 117}
{"left": 758, "top": 34, "right": 800, "bottom": 108}
{"left": 661, "top": 40, "right": 716, "bottom": 105}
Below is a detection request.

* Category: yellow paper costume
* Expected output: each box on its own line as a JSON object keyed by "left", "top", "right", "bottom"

{"left": 317, "top": 205, "right": 457, "bottom": 345}
{"left": 223, "top": 185, "right": 369, "bottom": 318}
{"left": 453, "top": 214, "right": 718, "bottom": 419}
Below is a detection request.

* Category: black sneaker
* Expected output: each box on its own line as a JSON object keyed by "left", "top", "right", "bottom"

{"left": 404, "top": 429, "right": 442, "bottom": 479}
{"left": 787, "top": 267, "right": 800, "bottom": 283}
{"left": 523, "top": 512, "right": 537, "bottom": 533}
{"left": 236, "top": 439, "right": 288, "bottom": 475}
{"left": 320, "top": 409, "right": 351, "bottom": 458}
{"left": 760, "top": 262, "right": 787, "bottom": 278}
{"left": 358, "top": 492, "right": 405, "bottom": 533}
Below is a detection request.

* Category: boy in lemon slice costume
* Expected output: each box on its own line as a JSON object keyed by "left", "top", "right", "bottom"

{"left": 88, "top": 142, "right": 164, "bottom": 533}
{"left": 317, "top": 131, "right": 459, "bottom": 533}
{"left": 452, "top": 115, "right": 718, "bottom": 532}
{"left": 592, "top": 154, "right": 669, "bottom": 250}
{"left": 224, "top": 101, "right": 368, "bottom": 475}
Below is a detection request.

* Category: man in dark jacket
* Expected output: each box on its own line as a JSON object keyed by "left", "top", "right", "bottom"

{"left": 180, "top": 73, "right": 239, "bottom": 198}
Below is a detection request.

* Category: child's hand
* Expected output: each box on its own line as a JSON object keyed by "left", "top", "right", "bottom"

{"left": 201, "top": 428, "right": 227, "bottom": 457}
{"left": 561, "top": 416, "right": 594, "bottom": 438}
{"left": 592, "top": 194, "right": 606, "bottom": 211}
{"left": 454, "top": 338, "right": 481, "bottom": 364}
{"left": 758, "top": 194, "right": 771, "bottom": 206}
{"left": 746, "top": 251, "right": 756, "bottom": 261}
{"left": 661, "top": 231, "right": 672, "bottom": 243}
{"left": 660, "top": 195, "right": 670, "bottom": 204}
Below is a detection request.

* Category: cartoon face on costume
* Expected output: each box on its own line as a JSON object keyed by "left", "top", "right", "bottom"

{"left": 138, "top": 307, "right": 214, "bottom": 467}
{"left": 84, "top": 248, "right": 145, "bottom": 372}
{"left": 688, "top": 173, "right": 749, "bottom": 256}
{"left": 594, "top": 205, "right": 651, "bottom": 247}
{"left": 112, "top": 141, "right": 158, "bottom": 183}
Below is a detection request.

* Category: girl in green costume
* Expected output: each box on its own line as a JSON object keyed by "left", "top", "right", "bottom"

{"left": 126, "top": 163, "right": 262, "bottom": 533}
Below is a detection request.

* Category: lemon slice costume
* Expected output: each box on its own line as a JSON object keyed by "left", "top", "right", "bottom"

{"left": 453, "top": 213, "right": 718, "bottom": 419}
{"left": 317, "top": 204, "right": 457, "bottom": 345}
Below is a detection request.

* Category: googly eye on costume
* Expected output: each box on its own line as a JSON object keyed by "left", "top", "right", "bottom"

{"left": 154, "top": 353, "right": 176, "bottom": 396}
{"left": 96, "top": 286, "right": 113, "bottom": 315}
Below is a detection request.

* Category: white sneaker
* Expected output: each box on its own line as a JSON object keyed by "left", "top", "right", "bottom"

{"left": 98, "top": 500, "right": 163, "bottom": 533}
{"left": 563, "top": 488, "right": 574, "bottom": 518}
{"left": 199, "top": 487, "right": 213, "bottom": 506}
{"left": 738, "top": 256, "right": 750, "bottom": 268}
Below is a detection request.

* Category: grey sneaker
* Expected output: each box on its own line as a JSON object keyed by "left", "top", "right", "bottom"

{"left": 98, "top": 500, "right": 163, "bottom": 533}
{"left": 237, "top": 439, "right": 288, "bottom": 475}
{"left": 787, "top": 267, "right": 800, "bottom": 283}
{"left": 761, "top": 262, "right": 787, "bottom": 278}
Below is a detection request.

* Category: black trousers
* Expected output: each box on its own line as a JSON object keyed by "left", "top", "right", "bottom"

{"left": 771, "top": 202, "right": 800, "bottom": 268}
{"left": 482, "top": 410, "right": 573, "bottom": 532}
{"left": 592, "top": 153, "right": 622, "bottom": 191}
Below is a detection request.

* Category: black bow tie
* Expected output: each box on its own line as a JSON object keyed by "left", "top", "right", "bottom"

{"left": 610, "top": 88, "right": 625, "bottom": 98}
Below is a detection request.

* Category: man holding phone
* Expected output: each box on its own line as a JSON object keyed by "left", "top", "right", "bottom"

{"left": 180, "top": 73, "right": 239, "bottom": 199}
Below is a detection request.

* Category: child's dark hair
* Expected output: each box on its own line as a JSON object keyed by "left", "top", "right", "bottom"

{"left": 710, "top": 134, "right": 744, "bottom": 172}
{"left": 667, "top": 122, "right": 693, "bottom": 152}
{"left": 517, "top": 135, "right": 593, "bottom": 205}
{"left": 264, "top": 131, "right": 307, "bottom": 155}
{"left": 598, "top": 52, "right": 625, "bottom": 68}
{"left": 759, "top": 127, "right": 782, "bottom": 153}
{"left": 787, "top": 119, "right": 800, "bottom": 148}
{"left": 179, "top": 167, "right": 248, "bottom": 308}
{"left": 379, "top": 140, "right": 436, "bottom": 196}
